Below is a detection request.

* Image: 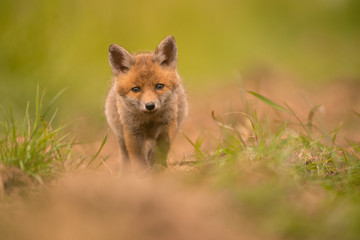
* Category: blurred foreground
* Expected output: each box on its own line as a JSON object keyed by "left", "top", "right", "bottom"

{"left": 1, "top": 173, "right": 247, "bottom": 240}
{"left": 1, "top": 77, "right": 360, "bottom": 240}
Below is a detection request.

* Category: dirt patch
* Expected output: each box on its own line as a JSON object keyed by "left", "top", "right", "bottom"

{"left": 0, "top": 172, "right": 266, "bottom": 240}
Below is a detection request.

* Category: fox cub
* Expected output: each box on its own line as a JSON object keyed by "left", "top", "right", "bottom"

{"left": 105, "top": 36, "right": 188, "bottom": 168}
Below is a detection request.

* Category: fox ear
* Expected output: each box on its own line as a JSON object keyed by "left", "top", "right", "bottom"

{"left": 108, "top": 44, "right": 134, "bottom": 75}
{"left": 154, "top": 35, "right": 177, "bottom": 68}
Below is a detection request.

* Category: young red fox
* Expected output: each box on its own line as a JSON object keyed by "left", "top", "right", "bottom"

{"left": 105, "top": 36, "right": 188, "bottom": 168}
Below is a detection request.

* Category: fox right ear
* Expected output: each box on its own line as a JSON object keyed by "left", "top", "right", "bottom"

{"left": 108, "top": 44, "right": 134, "bottom": 75}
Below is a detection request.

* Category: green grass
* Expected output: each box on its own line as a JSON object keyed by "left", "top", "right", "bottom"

{"left": 0, "top": 86, "right": 109, "bottom": 184}
{"left": 193, "top": 90, "right": 360, "bottom": 183}
{"left": 183, "top": 91, "right": 360, "bottom": 239}
{"left": 0, "top": 86, "right": 75, "bottom": 183}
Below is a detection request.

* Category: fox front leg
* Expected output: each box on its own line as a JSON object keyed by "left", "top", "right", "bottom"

{"left": 116, "top": 135, "right": 130, "bottom": 165}
{"left": 122, "top": 129, "right": 148, "bottom": 167}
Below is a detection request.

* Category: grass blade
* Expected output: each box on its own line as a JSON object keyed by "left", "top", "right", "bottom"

{"left": 43, "top": 88, "right": 68, "bottom": 118}
{"left": 247, "top": 90, "right": 290, "bottom": 113}
{"left": 354, "top": 111, "right": 360, "bottom": 119}
{"left": 182, "top": 132, "right": 205, "bottom": 158}
{"left": 86, "top": 132, "right": 108, "bottom": 167}
{"left": 307, "top": 104, "right": 322, "bottom": 132}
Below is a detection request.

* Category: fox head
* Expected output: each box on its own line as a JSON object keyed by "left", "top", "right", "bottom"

{"left": 109, "top": 36, "right": 180, "bottom": 114}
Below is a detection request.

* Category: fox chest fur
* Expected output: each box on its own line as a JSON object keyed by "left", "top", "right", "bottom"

{"left": 105, "top": 36, "right": 187, "bottom": 168}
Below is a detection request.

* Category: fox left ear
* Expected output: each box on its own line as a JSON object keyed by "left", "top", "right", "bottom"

{"left": 154, "top": 35, "right": 177, "bottom": 68}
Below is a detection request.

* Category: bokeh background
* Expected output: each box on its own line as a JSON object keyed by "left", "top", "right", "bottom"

{"left": 1, "top": 0, "right": 360, "bottom": 128}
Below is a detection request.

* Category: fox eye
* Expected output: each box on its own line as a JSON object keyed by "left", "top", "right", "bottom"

{"left": 155, "top": 84, "right": 164, "bottom": 90}
{"left": 131, "top": 87, "right": 141, "bottom": 93}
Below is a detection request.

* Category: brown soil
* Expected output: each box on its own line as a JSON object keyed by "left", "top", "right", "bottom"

{"left": 1, "top": 172, "right": 268, "bottom": 240}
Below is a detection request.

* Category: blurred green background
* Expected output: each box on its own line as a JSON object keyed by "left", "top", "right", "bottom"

{"left": 1, "top": 0, "right": 359, "bottom": 125}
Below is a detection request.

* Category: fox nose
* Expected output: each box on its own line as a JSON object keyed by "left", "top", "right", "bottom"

{"left": 145, "top": 102, "right": 156, "bottom": 111}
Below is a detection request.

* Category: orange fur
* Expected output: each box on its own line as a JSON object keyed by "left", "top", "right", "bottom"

{"left": 105, "top": 36, "right": 188, "bottom": 169}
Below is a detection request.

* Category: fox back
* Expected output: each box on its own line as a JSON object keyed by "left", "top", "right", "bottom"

{"left": 105, "top": 36, "right": 188, "bottom": 168}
